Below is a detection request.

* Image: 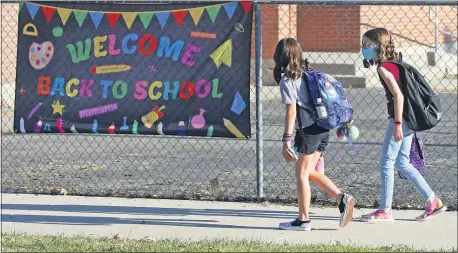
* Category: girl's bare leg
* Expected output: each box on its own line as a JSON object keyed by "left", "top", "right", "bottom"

{"left": 309, "top": 169, "right": 341, "bottom": 200}
{"left": 296, "top": 151, "right": 322, "bottom": 221}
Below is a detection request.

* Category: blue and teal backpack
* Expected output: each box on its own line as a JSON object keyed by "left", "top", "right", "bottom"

{"left": 302, "top": 70, "right": 353, "bottom": 130}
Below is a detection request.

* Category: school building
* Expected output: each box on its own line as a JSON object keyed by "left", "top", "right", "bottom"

{"left": 254, "top": 4, "right": 457, "bottom": 86}
{"left": 258, "top": 4, "right": 457, "bottom": 56}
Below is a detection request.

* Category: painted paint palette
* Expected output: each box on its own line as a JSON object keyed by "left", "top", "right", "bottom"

{"left": 29, "top": 41, "right": 54, "bottom": 70}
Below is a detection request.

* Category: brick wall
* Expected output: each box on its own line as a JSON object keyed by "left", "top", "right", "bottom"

{"left": 260, "top": 4, "right": 279, "bottom": 59}
{"left": 296, "top": 5, "right": 361, "bottom": 52}
{"left": 255, "top": 4, "right": 297, "bottom": 59}
{"left": 278, "top": 4, "right": 297, "bottom": 40}
{"left": 260, "top": 4, "right": 362, "bottom": 54}
{"left": 251, "top": 5, "right": 280, "bottom": 59}
{"left": 360, "top": 6, "right": 458, "bottom": 48}
{"left": 262, "top": 4, "right": 457, "bottom": 56}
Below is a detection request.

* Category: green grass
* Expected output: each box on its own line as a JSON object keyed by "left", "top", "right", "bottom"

{"left": 2, "top": 233, "right": 450, "bottom": 253}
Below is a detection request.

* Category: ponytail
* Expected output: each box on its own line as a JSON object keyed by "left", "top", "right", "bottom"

{"left": 302, "top": 58, "right": 312, "bottom": 71}
{"left": 379, "top": 34, "right": 397, "bottom": 63}
{"left": 395, "top": 51, "right": 403, "bottom": 62}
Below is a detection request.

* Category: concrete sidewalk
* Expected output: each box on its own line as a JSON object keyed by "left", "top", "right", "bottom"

{"left": 1, "top": 194, "right": 457, "bottom": 251}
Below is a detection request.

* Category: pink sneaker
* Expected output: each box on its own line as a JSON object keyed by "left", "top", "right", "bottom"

{"left": 360, "top": 209, "right": 394, "bottom": 222}
{"left": 416, "top": 196, "right": 447, "bottom": 222}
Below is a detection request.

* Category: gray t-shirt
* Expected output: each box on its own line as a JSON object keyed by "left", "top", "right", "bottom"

{"left": 279, "top": 75, "right": 315, "bottom": 129}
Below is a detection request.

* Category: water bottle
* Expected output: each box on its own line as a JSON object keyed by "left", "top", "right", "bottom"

{"left": 293, "top": 147, "right": 324, "bottom": 174}
{"left": 315, "top": 156, "right": 325, "bottom": 174}
{"left": 316, "top": 98, "right": 327, "bottom": 119}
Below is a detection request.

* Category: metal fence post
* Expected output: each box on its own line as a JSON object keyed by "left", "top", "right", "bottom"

{"left": 255, "top": 3, "right": 264, "bottom": 199}
{"left": 435, "top": 5, "right": 439, "bottom": 50}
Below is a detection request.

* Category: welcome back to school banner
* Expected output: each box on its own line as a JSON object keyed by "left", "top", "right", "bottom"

{"left": 14, "top": 1, "right": 253, "bottom": 139}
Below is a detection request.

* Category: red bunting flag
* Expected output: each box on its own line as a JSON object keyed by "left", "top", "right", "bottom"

{"left": 41, "top": 6, "right": 56, "bottom": 23}
{"left": 106, "top": 13, "right": 121, "bottom": 28}
{"left": 240, "top": 1, "right": 253, "bottom": 14}
{"left": 172, "top": 10, "right": 188, "bottom": 27}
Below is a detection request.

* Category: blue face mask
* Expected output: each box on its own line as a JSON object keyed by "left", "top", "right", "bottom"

{"left": 362, "top": 47, "right": 377, "bottom": 60}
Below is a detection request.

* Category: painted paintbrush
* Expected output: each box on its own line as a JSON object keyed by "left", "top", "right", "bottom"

{"left": 27, "top": 102, "right": 42, "bottom": 119}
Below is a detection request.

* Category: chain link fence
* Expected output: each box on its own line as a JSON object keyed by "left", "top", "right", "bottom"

{"left": 1, "top": 1, "right": 457, "bottom": 210}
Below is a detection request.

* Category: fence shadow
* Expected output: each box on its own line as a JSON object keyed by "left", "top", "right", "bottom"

{"left": 1, "top": 203, "right": 342, "bottom": 220}
{"left": 2, "top": 213, "right": 281, "bottom": 230}
{"left": 1, "top": 203, "right": 346, "bottom": 227}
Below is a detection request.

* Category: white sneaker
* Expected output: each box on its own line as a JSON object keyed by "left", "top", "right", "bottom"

{"left": 279, "top": 218, "right": 312, "bottom": 231}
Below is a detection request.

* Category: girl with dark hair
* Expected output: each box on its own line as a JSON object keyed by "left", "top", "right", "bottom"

{"left": 274, "top": 38, "right": 355, "bottom": 231}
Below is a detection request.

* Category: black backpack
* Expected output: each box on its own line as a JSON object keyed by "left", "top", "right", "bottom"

{"left": 384, "top": 61, "right": 442, "bottom": 132}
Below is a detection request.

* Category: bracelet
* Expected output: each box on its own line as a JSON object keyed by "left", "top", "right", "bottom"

{"left": 283, "top": 133, "right": 292, "bottom": 137}
{"left": 394, "top": 121, "right": 402, "bottom": 125}
{"left": 281, "top": 136, "right": 293, "bottom": 142}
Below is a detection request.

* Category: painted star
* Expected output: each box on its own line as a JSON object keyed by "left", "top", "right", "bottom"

{"left": 51, "top": 100, "right": 65, "bottom": 115}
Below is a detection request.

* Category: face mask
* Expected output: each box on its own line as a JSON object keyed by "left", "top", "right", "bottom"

{"left": 362, "top": 47, "right": 377, "bottom": 61}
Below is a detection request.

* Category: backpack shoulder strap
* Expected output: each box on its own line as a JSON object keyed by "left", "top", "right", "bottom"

{"left": 303, "top": 70, "right": 319, "bottom": 105}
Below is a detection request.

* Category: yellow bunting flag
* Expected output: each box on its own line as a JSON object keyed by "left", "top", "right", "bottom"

{"left": 57, "top": 8, "right": 72, "bottom": 25}
{"left": 122, "top": 12, "right": 137, "bottom": 30}
{"left": 189, "top": 7, "right": 205, "bottom": 25}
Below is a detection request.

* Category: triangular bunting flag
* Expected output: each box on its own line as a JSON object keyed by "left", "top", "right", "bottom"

{"left": 223, "top": 2, "right": 238, "bottom": 20}
{"left": 206, "top": 5, "right": 221, "bottom": 23}
{"left": 138, "top": 12, "right": 154, "bottom": 29}
{"left": 156, "top": 12, "right": 170, "bottom": 29}
{"left": 106, "top": 13, "right": 121, "bottom": 29}
{"left": 189, "top": 7, "right": 204, "bottom": 26}
{"left": 57, "top": 8, "right": 72, "bottom": 25}
{"left": 122, "top": 12, "right": 137, "bottom": 30}
{"left": 89, "top": 12, "right": 104, "bottom": 29}
{"left": 73, "top": 11, "right": 88, "bottom": 27}
{"left": 41, "top": 6, "right": 56, "bottom": 23}
{"left": 172, "top": 10, "right": 187, "bottom": 27}
{"left": 240, "top": 1, "right": 253, "bottom": 14}
{"left": 25, "top": 3, "right": 39, "bottom": 20}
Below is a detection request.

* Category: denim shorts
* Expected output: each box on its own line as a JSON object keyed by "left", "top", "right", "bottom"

{"left": 294, "top": 123, "right": 330, "bottom": 155}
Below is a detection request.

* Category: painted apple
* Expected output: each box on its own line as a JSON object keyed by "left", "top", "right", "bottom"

{"left": 52, "top": 25, "right": 63, "bottom": 37}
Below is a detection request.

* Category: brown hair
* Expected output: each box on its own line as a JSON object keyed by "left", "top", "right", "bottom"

{"left": 363, "top": 28, "right": 398, "bottom": 65}
{"left": 273, "top": 38, "right": 304, "bottom": 82}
